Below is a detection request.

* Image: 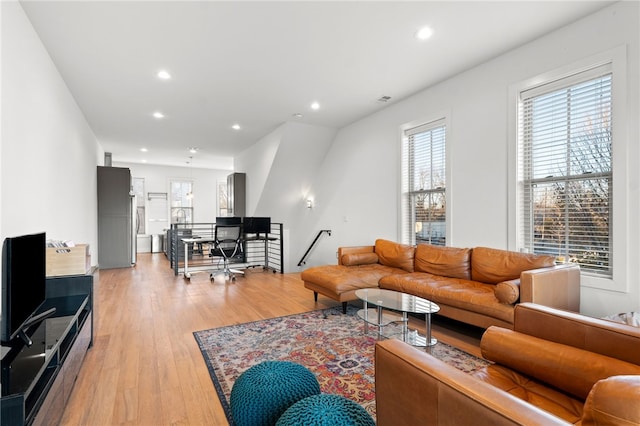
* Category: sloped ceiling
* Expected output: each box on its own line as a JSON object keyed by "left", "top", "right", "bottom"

{"left": 19, "top": 1, "right": 612, "bottom": 168}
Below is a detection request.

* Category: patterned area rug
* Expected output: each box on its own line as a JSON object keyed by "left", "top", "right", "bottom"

{"left": 193, "top": 305, "right": 489, "bottom": 423}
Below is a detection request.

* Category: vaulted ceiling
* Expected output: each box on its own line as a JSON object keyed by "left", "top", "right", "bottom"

{"left": 20, "top": 1, "right": 613, "bottom": 169}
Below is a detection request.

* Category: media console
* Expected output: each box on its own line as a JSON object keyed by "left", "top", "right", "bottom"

{"left": 1, "top": 274, "right": 93, "bottom": 426}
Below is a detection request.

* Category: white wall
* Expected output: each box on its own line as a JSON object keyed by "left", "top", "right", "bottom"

{"left": 235, "top": 121, "right": 337, "bottom": 270}
{"left": 240, "top": 2, "right": 639, "bottom": 317}
{"left": 235, "top": 125, "right": 284, "bottom": 218}
{"left": 1, "top": 2, "right": 101, "bottom": 263}
{"left": 115, "top": 162, "right": 231, "bottom": 234}
{"left": 0, "top": 0, "right": 4, "bottom": 255}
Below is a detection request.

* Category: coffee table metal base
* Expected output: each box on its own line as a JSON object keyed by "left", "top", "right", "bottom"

{"left": 355, "top": 288, "right": 440, "bottom": 348}
{"left": 356, "top": 307, "right": 437, "bottom": 347}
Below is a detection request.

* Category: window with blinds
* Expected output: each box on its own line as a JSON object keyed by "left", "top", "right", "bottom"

{"left": 518, "top": 65, "right": 612, "bottom": 276}
{"left": 170, "top": 180, "right": 194, "bottom": 224}
{"left": 401, "top": 120, "right": 446, "bottom": 246}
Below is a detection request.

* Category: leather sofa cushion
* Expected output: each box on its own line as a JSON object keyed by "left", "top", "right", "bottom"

{"left": 494, "top": 279, "right": 520, "bottom": 304}
{"left": 472, "top": 247, "right": 556, "bottom": 284}
{"left": 341, "top": 252, "right": 379, "bottom": 266}
{"left": 301, "top": 264, "right": 406, "bottom": 294}
{"left": 471, "top": 364, "right": 584, "bottom": 423}
{"left": 379, "top": 272, "right": 514, "bottom": 323}
{"left": 375, "top": 239, "right": 415, "bottom": 272}
{"left": 481, "top": 326, "right": 640, "bottom": 400}
{"left": 582, "top": 375, "right": 640, "bottom": 426}
{"left": 414, "top": 244, "right": 471, "bottom": 280}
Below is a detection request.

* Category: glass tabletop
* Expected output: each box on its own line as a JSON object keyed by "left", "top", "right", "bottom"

{"left": 355, "top": 288, "right": 440, "bottom": 315}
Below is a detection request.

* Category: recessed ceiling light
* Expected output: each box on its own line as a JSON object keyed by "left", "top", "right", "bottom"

{"left": 153, "top": 111, "right": 165, "bottom": 119}
{"left": 140, "top": 147, "right": 148, "bottom": 152}
{"left": 142, "top": 159, "right": 147, "bottom": 163}
{"left": 292, "top": 113, "right": 303, "bottom": 118}
{"left": 415, "top": 26, "right": 434, "bottom": 41}
{"left": 310, "top": 102, "right": 320, "bottom": 110}
{"left": 232, "top": 124, "right": 241, "bottom": 130}
{"left": 189, "top": 147, "right": 199, "bottom": 154}
{"left": 157, "top": 70, "right": 171, "bottom": 80}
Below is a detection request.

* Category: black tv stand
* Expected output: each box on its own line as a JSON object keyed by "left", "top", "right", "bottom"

{"left": 15, "top": 329, "right": 32, "bottom": 348}
{"left": 1, "top": 275, "right": 93, "bottom": 426}
{"left": 14, "top": 307, "right": 58, "bottom": 348}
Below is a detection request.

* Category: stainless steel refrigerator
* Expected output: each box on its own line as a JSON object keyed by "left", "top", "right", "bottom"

{"left": 97, "top": 166, "right": 136, "bottom": 269}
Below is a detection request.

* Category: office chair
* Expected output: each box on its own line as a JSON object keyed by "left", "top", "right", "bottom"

{"left": 209, "top": 224, "right": 244, "bottom": 282}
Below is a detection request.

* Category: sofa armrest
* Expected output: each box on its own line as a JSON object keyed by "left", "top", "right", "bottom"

{"left": 582, "top": 375, "right": 640, "bottom": 426}
{"left": 514, "top": 303, "right": 640, "bottom": 366}
{"left": 337, "top": 245, "right": 375, "bottom": 265}
{"left": 481, "top": 326, "right": 640, "bottom": 400}
{"left": 520, "top": 263, "right": 580, "bottom": 312}
{"left": 375, "top": 340, "right": 569, "bottom": 426}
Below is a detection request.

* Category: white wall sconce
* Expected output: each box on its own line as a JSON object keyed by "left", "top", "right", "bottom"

{"left": 306, "top": 199, "right": 313, "bottom": 209}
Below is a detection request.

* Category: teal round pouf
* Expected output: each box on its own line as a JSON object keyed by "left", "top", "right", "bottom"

{"left": 230, "top": 361, "right": 321, "bottom": 426}
{"left": 275, "top": 394, "right": 375, "bottom": 426}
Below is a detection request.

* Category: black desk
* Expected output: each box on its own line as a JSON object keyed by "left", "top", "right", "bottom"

{"left": 243, "top": 234, "right": 278, "bottom": 272}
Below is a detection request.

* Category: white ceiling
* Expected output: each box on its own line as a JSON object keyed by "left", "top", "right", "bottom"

{"left": 19, "top": 0, "right": 613, "bottom": 169}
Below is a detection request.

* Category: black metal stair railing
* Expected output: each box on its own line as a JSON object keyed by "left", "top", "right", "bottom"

{"left": 297, "top": 230, "right": 332, "bottom": 267}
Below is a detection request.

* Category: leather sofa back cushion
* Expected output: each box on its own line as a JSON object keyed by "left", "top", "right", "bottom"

{"left": 414, "top": 244, "right": 472, "bottom": 280}
{"left": 375, "top": 239, "right": 415, "bottom": 272}
{"left": 481, "top": 327, "right": 640, "bottom": 400}
{"left": 340, "top": 252, "right": 379, "bottom": 266}
{"left": 472, "top": 247, "right": 556, "bottom": 284}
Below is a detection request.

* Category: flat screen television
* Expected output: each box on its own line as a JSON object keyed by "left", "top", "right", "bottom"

{"left": 1, "top": 232, "right": 51, "bottom": 345}
{"left": 242, "top": 217, "right": 271, "bottom": 235}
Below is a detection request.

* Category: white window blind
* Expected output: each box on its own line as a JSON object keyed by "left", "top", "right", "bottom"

{"left": 519, "top": 65, "right": 612, "bottom": 276}
{"left": 401, "top": 119, "right": 446, "bottom": 246}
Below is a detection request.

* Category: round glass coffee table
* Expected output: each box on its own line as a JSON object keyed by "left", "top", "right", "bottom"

{"left": 355, "top": 288, "right": 440, "bottom": 347}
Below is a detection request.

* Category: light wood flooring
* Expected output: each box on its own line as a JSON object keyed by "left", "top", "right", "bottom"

{"left": 60, "top": 253, "right": 482, "bottom": 425}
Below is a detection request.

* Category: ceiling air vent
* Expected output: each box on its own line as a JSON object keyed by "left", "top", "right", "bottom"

{"left": 377, "top": 96, "right": 391, "bottom": 103}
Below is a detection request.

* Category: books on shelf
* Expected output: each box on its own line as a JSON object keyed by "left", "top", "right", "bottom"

{"left": 46, "top": 240, "right": 76, "bottom": 248}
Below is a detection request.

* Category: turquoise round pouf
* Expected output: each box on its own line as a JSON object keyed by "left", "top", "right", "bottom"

{"left": 275, "top": 394, "right": 375, "bottom": 426}
{"left": 230, "top": 361, "right": 321, "bottom": 426}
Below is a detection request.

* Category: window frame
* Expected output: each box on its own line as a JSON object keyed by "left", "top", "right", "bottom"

{"left": 399, "top": 114, "right": 450, "bottom": 246}
{"left": 520, "top": 66, "right": 612, "bottom": 276}
{"left": 217, "top": 180, "right": 229, "bottom": 217}
{"left": 508, "top": 46, "right": 628, "bottom": 292}
{"left": 169, "top": 179, "right": 194, "bottom": 225}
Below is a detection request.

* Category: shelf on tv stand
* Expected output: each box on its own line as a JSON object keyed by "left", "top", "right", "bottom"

{"left": 1, "top": 275, "right": 93, "bottom": 426}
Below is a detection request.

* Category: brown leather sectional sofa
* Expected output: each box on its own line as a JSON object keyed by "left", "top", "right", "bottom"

{"left": 375, "top": 303, "right": 640, "bottom": 425}
{"left": 301, "top": 239, "right": 581, "bottom": 329}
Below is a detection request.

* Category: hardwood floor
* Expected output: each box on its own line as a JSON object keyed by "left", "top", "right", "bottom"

{"left": 61, "top": 253, "right": 481, "bottom": 425}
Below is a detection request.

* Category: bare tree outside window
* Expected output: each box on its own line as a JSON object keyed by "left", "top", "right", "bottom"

{"left": 521, "top": 72, "right": 612, "bottom": 276}
{"left": 403, "top": 122, "right": 446, "bottom": 246}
